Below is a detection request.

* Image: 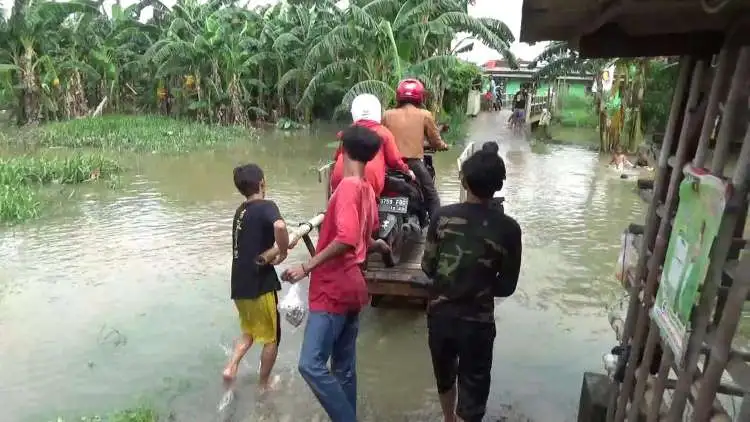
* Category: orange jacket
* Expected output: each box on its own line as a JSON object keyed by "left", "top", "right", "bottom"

{"left": 382, "top": 104, "right": 446, "bottom": 159}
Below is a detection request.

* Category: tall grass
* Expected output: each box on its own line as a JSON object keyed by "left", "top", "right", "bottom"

{"left": 0, "top": 185, "right": 40, "bottom": 222}
{"left": 555, "top": 93, "right": 598, "bottom": 129}
{"left": 21, "top": 115, "right": 257, "bottom": 153}
{"left": 0, "top": 155, "right": 120, "bottom": 185}
{"left": 439, "top": 111, "right": 470, "bottom": 145}
{"left": 0, "top": 154, "right": 121, "bottom": 224}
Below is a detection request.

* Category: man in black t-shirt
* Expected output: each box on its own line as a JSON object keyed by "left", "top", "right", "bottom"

{"left": 506, "top": 88, "right": 528, "bottom": 127}
{"left": 422, "top": 143, "right": 522, "bottom": 422}
{"left": 223, "top": 163, "right": 290, "bottom": 391}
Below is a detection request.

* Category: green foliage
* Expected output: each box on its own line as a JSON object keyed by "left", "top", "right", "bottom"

{"left": 442, "top": 60, "right": 482, "bottom": 116}
{"left": 641, "top": 61, "right": 680, "bottom": 133}
{"left": 0, "top": 153, "right": 121, "bottom": 223}
{"left": 438, "top": 111, "right": 469, "bottom": 145}
{"left": 0, "top": 185, "right": 40, "bottom": 223}
{"left": 275, "top": 117, "right": 305, "bottom": 131}
{"left": 26, "top": 115, "right": 255, "bottom": 152}
{"left": 555, "top": 93, "right": 598, "bottom": 128}
{"left": 0, "top": 154, "right": 120, "bottom": 185}
{"left": 0, "top": 0, "right": 515, "bottom": 127}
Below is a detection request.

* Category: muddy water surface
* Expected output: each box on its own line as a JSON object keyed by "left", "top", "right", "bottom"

{"left": 0, "top": 112, "right": 646, "bottom": 422}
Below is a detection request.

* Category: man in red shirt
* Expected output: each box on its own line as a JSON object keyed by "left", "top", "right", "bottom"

{"left": 330, "top": 93, "right": 414, "bottom": 196}
{"left": 282, "top": 124, "right": 383, "bottom": 421}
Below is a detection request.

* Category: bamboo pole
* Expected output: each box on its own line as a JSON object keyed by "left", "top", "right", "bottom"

{"left": 666, "top": 47, "right": 750, "bottom": 422}
{"left": 711, "top": 50, "right": 750, "bottom": 174}
{"left": 694, "top": 49, "right": 738, "bottom": 168}
{"left": 646, "top": 347, "right": 674, "bottom": 422}
{"left": 692, "top": 78, "right": 750, "bottom": 420}
{"left": 608, "top": 56, "right": 694, "bottom": 422}
{"left": 693, "top": 254, "right": 750, "bottom": 421}
{"left": 626, "top": 60, "right": 707, "bottom": 422}
{"left": 256, "top": 213, "right": 325, "bottom": 265}
{"left": 628, "top": 327, "right": 661, "bottom": 421}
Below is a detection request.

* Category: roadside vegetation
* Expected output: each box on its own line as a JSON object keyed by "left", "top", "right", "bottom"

{"left": 0, "top": 154, "right": 120, "bottom": 223}
{"left": 528, "top": 42, "right": 677, "bottom": 152}
{"left": 5, "top": 115, "right": 256, "bottom": 152}
{"left": 0, "top": 0, "right": 504, "bottom": 225}
{"left": 0, "top": 0, "right": 510, "bottom": 130}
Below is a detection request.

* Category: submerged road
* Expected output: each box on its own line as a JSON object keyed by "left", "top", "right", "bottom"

{"left": 0, "top": 111, "right": 644, "bottom": 421}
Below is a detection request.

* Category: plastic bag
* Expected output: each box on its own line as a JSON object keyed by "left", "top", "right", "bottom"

{"left": 615, "top": 231, "right": 639, "bottom": 287}
{"left": 278, "top": 283, "right": 307, "bottom": 328}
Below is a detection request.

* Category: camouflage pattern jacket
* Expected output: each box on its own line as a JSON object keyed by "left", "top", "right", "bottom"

{"left": 421, "top": 202, "right": 522, "bottom": 323}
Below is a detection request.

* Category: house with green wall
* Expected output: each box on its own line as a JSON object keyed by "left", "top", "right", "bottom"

{"left": 481, "top": 59, "right": 593, "bottom": 103}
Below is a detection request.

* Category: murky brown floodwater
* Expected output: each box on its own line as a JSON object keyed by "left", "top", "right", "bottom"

{"left": 0, "top": 111, "right": 648, "bottom": 422}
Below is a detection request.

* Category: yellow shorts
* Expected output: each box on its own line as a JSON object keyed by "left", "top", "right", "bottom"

{"left": 234, "top": 291, "right": 280, "bottom": 344}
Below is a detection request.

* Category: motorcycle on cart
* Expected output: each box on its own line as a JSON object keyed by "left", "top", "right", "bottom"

{"left": 375, "top": 125, "right": 447, "bottom": 267}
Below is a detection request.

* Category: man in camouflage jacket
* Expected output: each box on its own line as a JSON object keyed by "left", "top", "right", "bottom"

{"left": 421, "top": 142, "right": 522, "bottom": 422}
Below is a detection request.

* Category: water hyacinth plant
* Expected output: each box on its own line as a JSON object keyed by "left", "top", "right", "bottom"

{"left": 0, "top": 155, "right": 121, "bottom": 224}
{"left": 31, "top": 116, "right": 256, "bottom": 153}
{"left": 0, "top": 185, "right": 40, "bottom": 222}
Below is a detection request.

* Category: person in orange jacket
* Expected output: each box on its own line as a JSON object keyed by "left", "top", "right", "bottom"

{"left": 382, "top": 79, "right": 449, "bottom": 219}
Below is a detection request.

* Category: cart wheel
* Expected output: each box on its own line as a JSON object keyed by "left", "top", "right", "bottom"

{"left": 371, "top": 295, "right": 384, "bottom": 308}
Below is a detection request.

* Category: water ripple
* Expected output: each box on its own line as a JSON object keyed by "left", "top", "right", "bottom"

{"left": 1, "top": 115, "right": 646, "bottom": 422}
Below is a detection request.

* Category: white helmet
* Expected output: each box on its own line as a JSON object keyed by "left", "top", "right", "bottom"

{"left": 350, "top": 94, "right": 382, "bottom": 123}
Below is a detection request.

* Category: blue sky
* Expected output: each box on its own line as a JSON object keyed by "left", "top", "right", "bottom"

{"left": 1, "top": 0, "right": 546, "bottom": 62}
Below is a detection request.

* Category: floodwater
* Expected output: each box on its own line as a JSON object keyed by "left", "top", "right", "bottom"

{"left": 0, "top": 111, "right": 647, "bottom": 422}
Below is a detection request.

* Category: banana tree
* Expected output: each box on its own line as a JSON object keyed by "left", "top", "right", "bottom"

{"left": 1, "top": 0, "right": 100, "bottom": 124}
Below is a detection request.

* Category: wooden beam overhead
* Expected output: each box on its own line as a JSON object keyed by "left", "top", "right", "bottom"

{"left": 578, "top": 23, "right": 725, "bottom": 58}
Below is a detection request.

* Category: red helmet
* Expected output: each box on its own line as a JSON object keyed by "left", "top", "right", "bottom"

{"left": 396, "top": 79, "right": 425, "bottom": 104}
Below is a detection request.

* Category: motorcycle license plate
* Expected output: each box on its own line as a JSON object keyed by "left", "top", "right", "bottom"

{"left": 379, "top": 197, "right": 408, "bottom": 214}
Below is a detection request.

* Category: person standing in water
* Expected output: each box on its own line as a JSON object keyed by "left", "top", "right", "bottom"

{"left": 223, "top": 164, "right": 289, "bottom": 391}
{"left": 282, "top": 125, "right": 382, "bottom": 422}
{"left": 507, "top": 87, "right": 528, "bottom": 127}
{"left": 422, "top": 144, "right": 522, "bottom": 422}
{"left": 609, "top": 147, "right": 634, "bottom": 171}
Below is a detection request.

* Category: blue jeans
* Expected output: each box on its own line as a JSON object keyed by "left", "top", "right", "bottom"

{"left": 298, "top": 311, "right": 360, "bottom": 422}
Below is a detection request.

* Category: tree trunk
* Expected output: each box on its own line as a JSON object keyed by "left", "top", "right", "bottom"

{"left": 595, "top": 74, "right": 606, "bottom": 151}
{"left": 19, "top": 45, "right": 41, "bottom": 124}
{"left": 627, "top": 60, "right": 647, "bottom": 151}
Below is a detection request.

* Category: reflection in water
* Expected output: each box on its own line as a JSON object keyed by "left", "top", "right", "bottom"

{"left": 0, "top": 114, "right": 645, "bottom": 422}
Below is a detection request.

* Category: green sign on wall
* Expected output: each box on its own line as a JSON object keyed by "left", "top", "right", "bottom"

{"left": 651, "top": 166, "right": 727, "bottom": 364}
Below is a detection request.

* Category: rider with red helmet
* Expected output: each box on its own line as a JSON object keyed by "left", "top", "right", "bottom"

{"left": 382, "top": 79, "right": 448, "bottom": 220}
{"left": 330, "top": 94, "right": 414, "bottom": 197}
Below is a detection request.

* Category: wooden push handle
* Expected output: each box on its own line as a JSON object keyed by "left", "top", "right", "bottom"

{"left": 256, "top": 213, "right": 325, "bottom": 265}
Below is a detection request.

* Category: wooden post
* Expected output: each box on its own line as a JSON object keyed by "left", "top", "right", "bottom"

{"left": 691, "top": 59, "right": 750, "bottom": 419}
{"left": 666, "top": 47, "right": 749, "bottom": 422}
{"left": 457, "top": 142, "right": 477, "bottom": 203}
{"left": 693, "top": 49, "right": 738, "bottom": 168}
{"left": 692, "top": 255, "right": 750, "bottom": 421}
{"left": 610, "top": 56, "right": 693, "bottom": 422}
{"left": 711, "top": 48, "right": 750, "bottom": 174}
{"left": 318, "top": 162, "right": 333, "bottom": 201}
{"left": 645, "top": 347, "right": 673, "bottom": 422}
{"left": 626, "top": 60, "right": 707, "bottom": 422}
